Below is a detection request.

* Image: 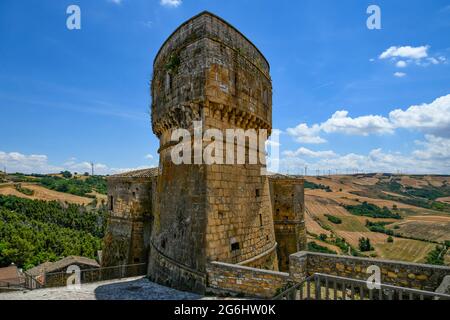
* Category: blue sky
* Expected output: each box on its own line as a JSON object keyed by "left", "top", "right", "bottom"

{"left": 0, "top": 0, "right": 449, "bottom": 175}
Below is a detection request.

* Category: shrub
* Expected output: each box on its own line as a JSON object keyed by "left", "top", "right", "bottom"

{"left": 426, "top": 245, "right": 446, "bottom": 266}
{"left": 358, "top": 237, "right": 374, "bottom": 252}
{"left": 345, "top": 202, "right": 402, "bottom": 219}
{"left": 307, "top": 242, "right": 337, "bottom": 255}
{"left": 60, "top": 171, "right": 72, "bottom": 179}
{"left": 365, "top": 220, "right": 394, "bottom": 235}
{"left": 14, "top": 184, "right": 34, "bottom": 196}
{"left": 387, "top": 236, "right": 394, "bottom": 243}
{"left": 325, "top": 214, "right": 342, "bottom": 224}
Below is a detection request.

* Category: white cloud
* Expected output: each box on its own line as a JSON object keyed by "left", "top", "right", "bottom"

{"left": 0, "top": 151, "right": 61, "bottom": 174}
{"left": 287, "top": 111, "right": 394, "bottom": 142}
{"left": 379, "top": 46, "right": 429, "bottom": 60}
{"left": 379, "top": 45, "right": 446, "bottom": 69}
{"left": 396, "top": 60, "right": 407, "bottom": 68}
{"left": 394, "top": 72, "right": 406, "bottom": 78}
{"left": 145, "top": 154, "right": 154, "bottom": 160}
{"left": 286, "top": 124, "right": 326, "bottom": 144}
{"left": 280, "top": 136, "right": 450, "bottom": 175}
{"left": 413, "top": 135, "right": 450, "bottom": 160}
{"left": 283, "top": 147, "right": 336, "bottom": 158}
{"left": 108, "top": 0, "right": 122, "bottom": 4}
{"left": 0, "top": 151, "right": 152, "bottom": 175}
{"left": 160, "top": 0, "right": 182, "bottom": 7}
{"left": 389, "top": 94, "right": 450, "bottom": 137}
{"left": 287, "top": 94, "right": 450, "bottom": 143}
{"left": 320, "top": 111, "right": 394, "bottom": 135}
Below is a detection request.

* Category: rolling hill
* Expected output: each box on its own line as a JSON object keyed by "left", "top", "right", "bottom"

{"left": 304, "top": 174, "right": 450, "bottom": 266}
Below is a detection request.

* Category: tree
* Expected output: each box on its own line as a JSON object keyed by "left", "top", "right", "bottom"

{"left": 359, "top": 237, "right": 374, "bottom": 252}
{"left": 319, "top": 234, "right": 328, "bottom": 241}
{"left": 387, "top": 236, "right": 394, "bottom": 243}
{"left": 60, "top": 171, "right": 72, "bottom": 179}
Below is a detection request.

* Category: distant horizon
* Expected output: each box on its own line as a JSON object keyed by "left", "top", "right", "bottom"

{"left": 3, "top": 169, "right": 450, "bottom": 178}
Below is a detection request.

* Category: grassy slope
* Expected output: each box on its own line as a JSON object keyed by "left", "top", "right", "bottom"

{"left": 305, "top": 174, "right": 450, "bottom": 265}
{"left": 0, "top": 174, "right": 107, "bottom": 206}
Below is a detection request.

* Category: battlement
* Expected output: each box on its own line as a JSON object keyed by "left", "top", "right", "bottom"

{"left": 151, "top": 11, "right": 272, "bottom": 138}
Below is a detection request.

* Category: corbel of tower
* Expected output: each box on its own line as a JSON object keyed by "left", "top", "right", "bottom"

{"left": 249, "top": 115, "right": 256, "bottom": 129}
{"left": 218, "top": 104, "right": 226, "bottom": 120}
{"left": 223, "top": 105, "right": 232, "bottom": 123}
{"left": 192, "top": 103, "right": 201, "bottom": 120}
{"left": 185, "top": 108, "right": 192, "bottom": 125}
{"left": 229, "top": 109, "right": 236, "bottom": 126}
{"left": 255, "top": 117, "right": 261, "bottom": 129}
{"left": 235, "top": 110, "right": 243, "bottom": 126}
{"left": 214, "top": 105, "right": 221, "bottom": 119}
{"left": 167, "top": 111, "right": 177, "bottom": 129}
{"left": 241, "top": 111, "right": 249, "bottom": 128}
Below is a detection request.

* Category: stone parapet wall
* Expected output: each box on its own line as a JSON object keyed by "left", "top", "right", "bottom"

{"left": 290, "top": 252, "right": 450, "bottom": 291}
{"left": 206, "top": 261, "right": 289, "bottom": 298}
{"left": 148, "top": 242, "right": 207, "bottom": 294}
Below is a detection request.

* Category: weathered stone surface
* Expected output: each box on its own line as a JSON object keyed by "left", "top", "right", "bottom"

{"left": 269, "top": 177, "right": 306, "bottom": 271}
{"left": 290, "top": 252, "right": 450, "bottom": 292}
{"left": 102, "top": 171, "right": 157, "bottom": 267}
{"left": 206, "top": 261, "right": 289, "bottom": 298}
{"left": 148, "top": 11, "right": 284, "bottom": 294}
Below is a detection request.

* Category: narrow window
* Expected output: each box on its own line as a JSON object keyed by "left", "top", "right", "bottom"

{"left": 259, "top": 214, "right": 263, "bottom": 227}
{"left": 165, "top": 72, "right": 172, "bottom": 94}
{"left": 218, "top": 211, "right": 224, "bottom": 219}
{"left": 109, "top": 196, "right": 114, "bottom": 211}
{"left": 255, "top": 189, "right": 260, "bottom": 198}
{"left": 132, "top": 191, "right": 136, "bottom": 198}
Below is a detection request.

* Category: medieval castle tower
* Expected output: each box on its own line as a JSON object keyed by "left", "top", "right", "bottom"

{"left": 102, "top": 11, "right": 306, "bottom": 294}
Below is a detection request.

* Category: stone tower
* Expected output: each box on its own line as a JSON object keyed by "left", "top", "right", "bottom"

{"left": 148, "top": 11, "right": 277, "bottom": 293}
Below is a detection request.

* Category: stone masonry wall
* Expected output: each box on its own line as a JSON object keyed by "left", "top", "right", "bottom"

{"left": 270, "top": 178, "right": 306, "bottom": 271}
{"left": 102, "top": 177, "right": 154, "bottom": 267}
{"left": 206, "top": 261, "right": 289, "bottom": 298}
{"left": 290, "top": 252, "right": 450, "bottom": 291}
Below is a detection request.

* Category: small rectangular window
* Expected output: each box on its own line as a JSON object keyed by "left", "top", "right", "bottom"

{"left": 255, "top": 189, "right": 260, "bottom": 198}
{"left": 165, "top": 72, "right": 172, "bottom": 94}
{"left": 231, "top": 242, "right": 240, "bottom": 251}
{"left": 109, "top": 196, "right": 114, "bottom": 211}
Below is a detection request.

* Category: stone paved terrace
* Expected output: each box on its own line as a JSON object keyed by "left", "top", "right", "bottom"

{"left": 0, "top": 277, "right": 209, "bottom": 300}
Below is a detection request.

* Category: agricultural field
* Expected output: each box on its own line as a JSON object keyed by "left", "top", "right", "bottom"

{"left": 0, "top": 172, "right": 107, "bottom": 207}
{"left": 304, "top": 174, "right": 450, "bottom": 266}
{"left": 0, "top": 183, "right": 94, "bottom": 206}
